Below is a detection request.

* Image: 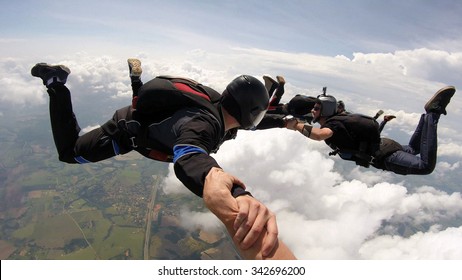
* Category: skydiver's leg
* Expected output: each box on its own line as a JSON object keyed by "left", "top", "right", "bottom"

{"left": 47, "top": 84, "right": 128, "bottom": 164}
{"left": 416, "top": 112, "right": 439, "bottom": 173}
{"left": 32, "top": 63, "right": 129, "bottom": 164}
{"left": 416, "top": 85, "right": 457, "bottom": 173}
{"left": 404, "top": 114, "right": 426, "bottom": 155}
{"left": 127, "top": 58, "right": 143, "bottom": 98}
{"left": 263, "top": 75, "right": 278, "bottom": 99}
{"left": 402, "top": 86, "right": 456, "bottom": 173}
{"left": 46, "top": 83, "right": 81, "bottom": 163}
{"left": 383, "top": 113, "right": 438, "bottom": 175}
{"left": 273, "top": 76, "right": 286, "bottom": 102}
{"left": 268, "top": 76, "right": 286, "bottom": 107}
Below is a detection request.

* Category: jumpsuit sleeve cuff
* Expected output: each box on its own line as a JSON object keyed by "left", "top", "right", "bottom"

{"left": 231, "top": 184, "right": 252, "bottom": 198}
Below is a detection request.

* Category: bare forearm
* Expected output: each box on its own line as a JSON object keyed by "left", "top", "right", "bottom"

{"left": 223, "top": 220, "right": 295, "bottom": 260}
{"left": 291, "top": 122, "right": 331, "bottom": 141}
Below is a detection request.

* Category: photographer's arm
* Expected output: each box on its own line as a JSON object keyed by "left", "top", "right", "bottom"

{"left": 203, "top": 167, "right": 296, "bottom": 260}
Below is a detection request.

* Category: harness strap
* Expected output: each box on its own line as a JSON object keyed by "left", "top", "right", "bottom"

{"left": 129, "top": 78, "right": 221, "bottom": 163}
{"left": 329, "top": 141, "right": 378, "bottom": 168}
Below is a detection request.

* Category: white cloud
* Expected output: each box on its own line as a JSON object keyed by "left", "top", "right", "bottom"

{"left": 0, "top": 59, "right": 47, "bottom": 106}
{"left": 344, "top": 166, "right": 395, "bottom": 186}
{"left": 169, "top": 127, "right": 462, "bottom": 259}
{"left": 179, "top": 208, "right": 223, "bottom": 234}
{"left": 351, "top": 49, "right": 462, "bottom": 86}
{"left": 161, "top": 164, "right": 189, "bottom": 195}
{"left": 438, "top": 143, "right": 462, "bottom": 158}
{"left": 394, "top": 186, "right": 462, "bottom": 224}
{"left": 359, "top": 226, "right": 462, "bottom": 259}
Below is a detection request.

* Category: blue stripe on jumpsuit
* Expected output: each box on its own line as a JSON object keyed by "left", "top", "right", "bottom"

{"left": 173, "top": 145, "right": 207, "bottom": 163}
{"left": 74, "top": 156, "right": 90, "bottom": 164}
{"left": 74, "top": 140, "right": 120, "bottom": 164}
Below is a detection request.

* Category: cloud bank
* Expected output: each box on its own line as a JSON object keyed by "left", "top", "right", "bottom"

{"left": 166, "top": 129, "right": 462, "bottom": 259}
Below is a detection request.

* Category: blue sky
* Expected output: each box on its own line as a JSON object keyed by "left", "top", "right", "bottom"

{"left": 1, "top": 0, "right": 462, "bottom": 260}
{"left": 2, "top": 0, "right": 462, "bottom": 57}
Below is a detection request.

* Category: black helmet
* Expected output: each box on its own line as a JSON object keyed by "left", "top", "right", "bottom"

{"left": 221, "top": 75, "right": 269, "bottom": 129}
{"left": 317, "top": 95, "right": 337, "bottom": 117}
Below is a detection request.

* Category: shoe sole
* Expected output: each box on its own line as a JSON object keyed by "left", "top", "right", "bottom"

{"left": 262, "top": 75, "right": 279, "bottom": 97}
{"left": 276, "top": 75, "right": 285, "bottom": 85}
{"left": 424, "top": 86, "right": 456, "bottom": 113}
{"left": 262, "top": 75, "right": 277, "bottom": 84}
{"left": 31, "top": 63, "right": 70, "bottom": 77}
{"left": 127, "top": 58, "right": 142, "bottom": 76}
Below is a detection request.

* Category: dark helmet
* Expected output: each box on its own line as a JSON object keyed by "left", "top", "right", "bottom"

{"left": 316, "top": 94, "right": 337, "bottom": 117}
{"left": 221, "top": 75, "right": 269, "bottom": 129}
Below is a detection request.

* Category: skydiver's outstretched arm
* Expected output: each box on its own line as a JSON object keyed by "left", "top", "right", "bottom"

{"left": 203, "top": 167, "right": 296, "bottom": 260}
{"left": 286, "top": 119, "right": 333, "bottom": 141}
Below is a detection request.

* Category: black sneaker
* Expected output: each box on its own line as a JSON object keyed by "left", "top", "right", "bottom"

{"left": 424, "top": 86, "right": 456, "bottom": 115}
{"left": 127, "top": 58, "right": 142, "bottom": 77}
{"left": 263, "top": 75, "right": 278, "bottom": 97}
{"left": 31, "top": 63, "right": 70, "bottom": 86}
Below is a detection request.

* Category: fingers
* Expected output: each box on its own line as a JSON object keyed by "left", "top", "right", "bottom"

{"left": 234, "top": 196, "right": 259, "bottom": 245}
{"left": 205, "top": 168, "right": 281, "bottom": 258}
{"left": 233, "top": 196, "right": 278, "bottom": 257}
{"left": 233, "top": 197, "right": 249, "bottom": 231}
{"left": 262, "top": 215, "right": 279, "bottom": 257}
{"left": 238, "top": 202, "right": 265, "bottom": 250}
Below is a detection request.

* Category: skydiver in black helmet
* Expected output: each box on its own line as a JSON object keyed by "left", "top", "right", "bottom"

{"left": 31, "top": 59, "right": 296, "bottom": 260}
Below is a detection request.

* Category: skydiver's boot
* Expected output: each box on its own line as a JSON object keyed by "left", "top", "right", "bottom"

{"left": 373, "top": 110, "right": 384, "bottom": 120}
{"left": 127, "top": 58, "right": 143, "bottom": 100}
{"left": 31, "top": 63, "right": 70, "bottom": 87}
{"left": 275, "top": 75, "right": 286, "bottom": 99}
{"left": 276, "top": 75, "right": 285, "bottom": 86}
{"left": 127, "top": 58, "right": 142, "bottom": 78}
{"left": 263, "top": 75, "right": 279, "bottom": 98}
{"left": 424, "top": 86, "right": 456, "bottom": 115}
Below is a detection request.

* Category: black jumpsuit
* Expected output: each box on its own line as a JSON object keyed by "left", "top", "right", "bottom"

{"left": 46, "top": 79, "right": 235, "bottom": 197}
{"left": 322, "top": 114, "right": 440, "bottom": 175}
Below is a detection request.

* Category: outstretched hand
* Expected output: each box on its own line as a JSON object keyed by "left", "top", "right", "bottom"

{"left": 203, "top": 167, "right": 278, "bottom": 258}
{"left": 285, "top": 117, "right": 298, "bottom": 130}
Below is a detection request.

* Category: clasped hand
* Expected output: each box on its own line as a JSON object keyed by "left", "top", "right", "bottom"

{"left": 203, "top": 167, "right": 278, "bottom": 257}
